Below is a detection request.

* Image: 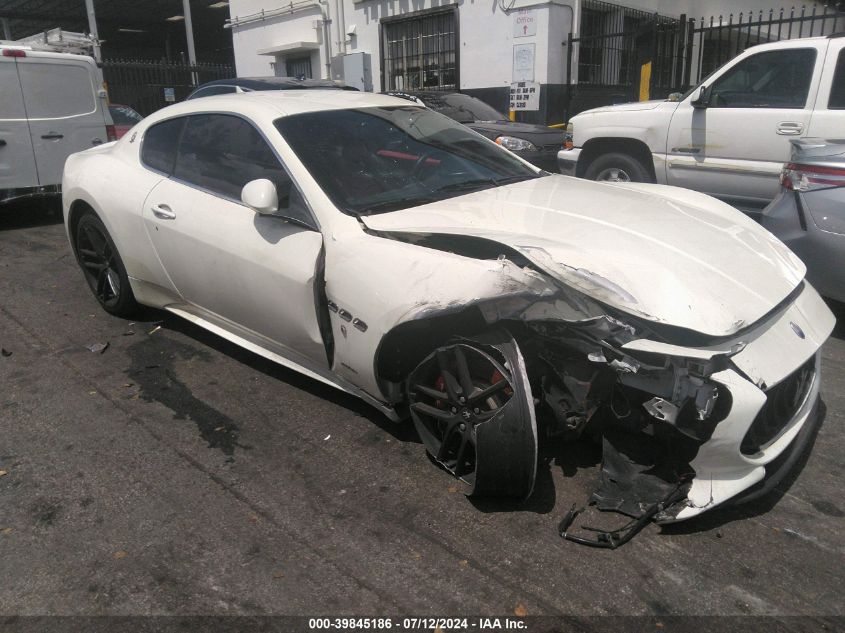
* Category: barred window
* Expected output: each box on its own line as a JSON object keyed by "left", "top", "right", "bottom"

{"left": 382, "top": 9, "right": 457, "bottom": 92}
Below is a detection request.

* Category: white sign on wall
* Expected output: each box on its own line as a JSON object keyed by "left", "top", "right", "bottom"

{"left": 512, "top": 43, "right": 535, "bottom": 82}
{"left": 513, "top": 9, "right": 537, "bottom": 38}
{"left": 163, "top": 87, "right": 175, "bottom": 102}
{"left": 509, "top": 81, "right": 540, "bottom": 111}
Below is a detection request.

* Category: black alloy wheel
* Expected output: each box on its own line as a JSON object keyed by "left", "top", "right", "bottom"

{"left": 74, "top": 211, "right": 137, "bottom": 317}
{"left": 408, "top": 331, "right": 538, "bottom": 499}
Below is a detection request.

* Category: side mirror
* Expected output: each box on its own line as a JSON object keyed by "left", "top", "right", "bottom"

{"left": 241, "top": 178, "right": 278, "bottom": 215}
{"left": 691, "top": 85, "right": 709, "bottom": 109}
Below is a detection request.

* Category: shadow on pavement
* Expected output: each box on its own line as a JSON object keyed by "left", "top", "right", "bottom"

{"left": 0, "top": 198, "right": 62, "bottom": 231}
{"left": 131, "top": 307, "right": 420, "bottom": 446}
{"left": 827, "top": 298, "right": 845, "bottom": 340}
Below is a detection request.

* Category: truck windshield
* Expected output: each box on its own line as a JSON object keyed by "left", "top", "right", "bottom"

{"left": 275, "top": 106, "right": 541, "bottom": 216}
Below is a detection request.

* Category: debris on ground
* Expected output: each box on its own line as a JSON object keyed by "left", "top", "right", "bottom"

{"left": 123, "top": 323, "right": 136, "bottom": 336}
{"left": 1, "top": 348, "right": 11, "bottom": 357}
{"left": 87, "top": 342, "right": 109, "bottom": 354}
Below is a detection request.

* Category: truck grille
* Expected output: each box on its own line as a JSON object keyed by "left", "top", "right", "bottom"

{"left": 741, "top": 356, "right": 816, "bottom": 455}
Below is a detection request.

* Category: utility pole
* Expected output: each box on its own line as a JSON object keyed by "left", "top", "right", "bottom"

{"left": 84, "top": 0, "right": 101, "bottom": 61}
{"left": 183, "top": 0, "right": 198, "bottom": 85}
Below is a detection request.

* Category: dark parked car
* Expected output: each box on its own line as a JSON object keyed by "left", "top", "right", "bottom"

{"left": 385, "top": 91, "right": 564, "bottom": 171}
{"left": 187, "top": 76, "right": 355, "bottom": 100}
{"left": 107, "top": 104, "right": 143, "bottom": 139}
{"left": 762, "top": 137, "right": 845, "bottom": 303}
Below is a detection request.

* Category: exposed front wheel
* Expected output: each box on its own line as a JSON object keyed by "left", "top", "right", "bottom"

{"left": 407, "top": 329, "right": 537, "bottom": 499}
{"left": 584, "top": 152, "right": 653, "bottom": 183}
{"left": 74, "top": 210, "right": 138, "bottom": 317}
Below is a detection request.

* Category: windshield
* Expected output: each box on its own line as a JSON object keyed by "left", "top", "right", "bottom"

{"left": 417, "top": 93, "right": 506, "bottom": 123}
{"left": 275, "top": 106, "right": 541, "bottom": 216}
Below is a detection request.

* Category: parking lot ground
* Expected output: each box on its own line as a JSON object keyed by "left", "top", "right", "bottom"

{"left": 1, "top": 205, "right": 844, "bottom": 618}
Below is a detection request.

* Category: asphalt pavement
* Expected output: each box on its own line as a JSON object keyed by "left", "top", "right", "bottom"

{"left": 1, "top": 204, "right": 844, "bottom": 618}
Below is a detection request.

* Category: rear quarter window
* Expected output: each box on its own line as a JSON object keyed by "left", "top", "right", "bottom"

{"left": 141, "top": 117, "right": 185, "bottom": 175}
{"left": 17, "top": 62, "right": 96, "bottom": 118}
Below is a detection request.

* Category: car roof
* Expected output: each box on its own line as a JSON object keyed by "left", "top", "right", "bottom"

{"left": 140, "top": 90, "right": 421, "bottom": 127}
{"left": 194, "top": 76, "right": 351, "bottom": 91}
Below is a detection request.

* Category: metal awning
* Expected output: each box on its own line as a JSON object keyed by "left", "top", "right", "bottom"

{"left": 256, "top": 40, "right": 319, "bottom": 56}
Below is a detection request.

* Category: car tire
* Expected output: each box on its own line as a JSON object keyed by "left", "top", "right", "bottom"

{"left": 584, "top": 152, "right": 653, "bottom": 183}
{"left": 407, "top": 329, "right": 537, "bottom": 499}
{"left": 74, "top": 210, "right": 138, "bottom": 317}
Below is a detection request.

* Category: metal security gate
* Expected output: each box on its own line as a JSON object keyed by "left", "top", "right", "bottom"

{"left": 691, "top": 5, "right": 845, "bottom": 83}
{"left": 101, "top": 59, "right": 234, "bottom": 116}
{"left": 380, "top": 7, "right": 458, "bottom": 92}
{"left": 566, "top": 0, "right": 691, "bottom": 118}
{"left": 565, "top": 2, "right": 845, "bottom": 121}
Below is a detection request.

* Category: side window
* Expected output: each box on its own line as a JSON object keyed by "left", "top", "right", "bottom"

{"left": 709, "top": 48, "right": 817, "bottom": 109}
{"left": 17, "top": 62, "right": 96, "bottom": 118}
{"left": 174, "top": 114, "right": 312, "bottom": 224}
{"left": 829, "top": 50, "right": 845, "bottom": 109}
{"left": 141, "top": 117, "right": 185, "bottom": 175}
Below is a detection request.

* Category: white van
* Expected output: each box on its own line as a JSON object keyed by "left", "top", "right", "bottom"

{"left": 0, "top": 46, "right": 114, "bottom": 205}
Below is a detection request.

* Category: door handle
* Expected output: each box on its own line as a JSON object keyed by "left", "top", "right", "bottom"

{"left": 776, "top": 122, "right": 804, "bottom": 135}
{"left": 151, "top": 203, "right": 176, "bottom": 220}
{"left": 41, "top": 133, "right": 64, "bottom": 140}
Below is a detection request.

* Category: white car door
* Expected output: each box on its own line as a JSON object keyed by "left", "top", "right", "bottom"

{"left": 16, "top": 53, "right": 109, "bottom": 187}
{"left": 140, "top": 113, "right": 328, "bottom": 367}
{"left": 665, "top": 42, "right": 826, "bottom": 209}
{"left": 0, "top": 54, "right": 38, "bottom": 190}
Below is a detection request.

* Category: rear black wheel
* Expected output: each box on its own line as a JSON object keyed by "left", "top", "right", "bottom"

{"left": 74, "top": 211, "right": 138, "bottom": 317}
{"left": 408, "top": 330, "right": 537, "bottom": 499}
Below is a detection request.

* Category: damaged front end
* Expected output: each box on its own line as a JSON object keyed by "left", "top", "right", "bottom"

{"left": 394, "top": 236, "right": 831, "bottom": 543}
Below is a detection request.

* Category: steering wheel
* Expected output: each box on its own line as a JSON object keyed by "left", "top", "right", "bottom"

{"left": 411, "top": 151, "right": 433, "bottom": 177}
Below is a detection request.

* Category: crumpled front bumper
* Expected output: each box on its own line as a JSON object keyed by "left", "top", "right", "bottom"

{"left": 658, "top": 282, "right": 834, "bottom": 521}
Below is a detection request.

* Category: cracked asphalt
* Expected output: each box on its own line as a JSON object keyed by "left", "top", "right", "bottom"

{"left": 1, "top": 203, "right": 844, "bottom": 617}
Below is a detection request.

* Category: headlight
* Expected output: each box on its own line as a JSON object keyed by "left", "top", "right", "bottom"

{"left": 564, "top": 122, "right": 574, "bottom": 150}
{"left": 495, "top": 136, "right": 537, "bottom": 152}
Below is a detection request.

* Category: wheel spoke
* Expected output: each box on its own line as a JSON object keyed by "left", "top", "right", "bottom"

{"left": 411, "top": 401, "right": 454, "bottom": 421}
{"left": 435, "top": 350, "right": 461, "bottom": 402}
{"left": 412, "top": 383, "right": 448, "bottom": 401}
{"left": 454, "top": 346, "right": 474, "bottom": 399}
{"left": 82, "top": 224, "right": 106, "bottom": 257}
{"left": 436, "top": 419, "right": 461, "bottom": 460}
{"left": 468, "top": 379, "right": 509, "bottom": 405}
{"left": 82, "top": 260, "right": 106, "bottom": 271}
{"left": 77, "top": 247, "right": 99, "bottom": 260}
{"left": 453, "top": 435, "right": 471, "bottom": 477}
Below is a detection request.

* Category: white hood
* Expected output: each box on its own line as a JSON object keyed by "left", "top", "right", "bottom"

{"left": 361, "top": 176, "right": 806, "bottom": 338}
{"left": 575, "top": 99, "right": 670, "bottom": 116}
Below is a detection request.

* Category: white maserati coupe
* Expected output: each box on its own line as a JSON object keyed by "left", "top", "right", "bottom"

{"left": 62, "top": 91, "right": 834, "bottom": 535}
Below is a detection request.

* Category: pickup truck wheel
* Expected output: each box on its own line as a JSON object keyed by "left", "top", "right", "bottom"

{"left": 585, "top": 152, "right": 653, "bottom": 183}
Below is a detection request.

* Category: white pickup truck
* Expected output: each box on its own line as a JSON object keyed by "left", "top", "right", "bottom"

{"left": 558, "top": 34, "right": 845, "bottom": 211}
